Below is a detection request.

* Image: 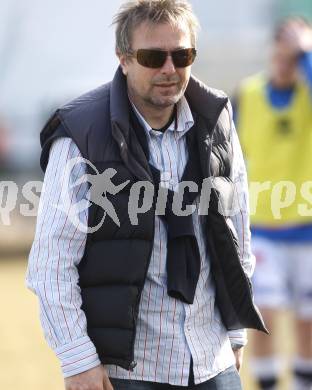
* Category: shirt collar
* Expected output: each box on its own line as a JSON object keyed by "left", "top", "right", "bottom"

{"left": 129, "top": 95, "right": 194, "bottom": 139}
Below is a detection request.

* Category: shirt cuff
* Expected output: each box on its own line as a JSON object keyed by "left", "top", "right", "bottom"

{"left": 228, "top": 329, "right": 248, "bottom": 349}
{"left": 55, "top": 335, "right": 102, "bottom": 378}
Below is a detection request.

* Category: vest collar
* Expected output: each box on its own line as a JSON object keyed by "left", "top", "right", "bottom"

{"left": 110, "top": 66, "right": 228, "bottom": 135}
{"left": 110, "top": 66, "right": 229, "bottom": 181}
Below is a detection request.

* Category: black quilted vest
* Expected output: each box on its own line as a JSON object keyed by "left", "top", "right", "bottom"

{"left": 40, "top": 67, "right": 267, "bottom": 371}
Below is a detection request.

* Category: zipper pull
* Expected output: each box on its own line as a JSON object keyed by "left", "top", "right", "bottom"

{"left": 129, "top": 360, "right": 137, "bottom": 371}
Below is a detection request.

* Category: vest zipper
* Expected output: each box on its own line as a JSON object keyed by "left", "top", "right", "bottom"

{"left": 127, "top": 209, "right": 156, "bottom": 371}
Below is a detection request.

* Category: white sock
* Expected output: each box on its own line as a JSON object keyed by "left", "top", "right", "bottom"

{"left": 292, "top": 356, "right": 312, "bottom": 390}
{"left": 249, "top": 356, "right": 283, "bottom": 389}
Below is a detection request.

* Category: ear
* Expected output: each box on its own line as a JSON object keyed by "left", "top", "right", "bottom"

{"left": 116, "top": 51, "right": 129, "bottom": 76}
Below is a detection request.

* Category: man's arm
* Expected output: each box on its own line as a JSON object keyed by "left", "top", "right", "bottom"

{"left": 25, "top": 137, "right": 104, "bottom": 379}
{"left": 229, "top": 116, "right": 256, "bottom": 279}
{"left": 300, "top": 51, "right": 312, "bottom": 95}
{"left": 226, "top": 103, "right": 256, "bottom": 367}
{"left": 281, "top": 18, "right": 312, "bottom": 96}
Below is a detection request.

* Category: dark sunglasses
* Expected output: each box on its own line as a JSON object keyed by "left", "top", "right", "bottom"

{"left": 128, "top": 48, "right": 197, "bottom": 68}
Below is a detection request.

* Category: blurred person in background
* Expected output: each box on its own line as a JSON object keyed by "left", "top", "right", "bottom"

{"left": 25, "top": 0, "right": 267, "bottom": 389}
{"left": 235, "top": 17, "right": 312, "bottom": 390}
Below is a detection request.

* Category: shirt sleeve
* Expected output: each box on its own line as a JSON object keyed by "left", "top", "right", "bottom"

{"left": 25, "top": 136, "right": 102, "bottom": 378}
{"left": 227, "top": 103, "right": 255, "bottom": 348}
{"left": 228, "top": 329, "right": 248, "bottom": 348}
{"left": 229, "top": 118, "right": 255, "bottom": 279}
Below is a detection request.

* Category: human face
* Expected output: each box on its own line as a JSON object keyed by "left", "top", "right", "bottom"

{"left": 270, "top": 41, "right": 299, "bottom": 89}
{"left": 119, "top": 21, "right": 193, "bottom": 110}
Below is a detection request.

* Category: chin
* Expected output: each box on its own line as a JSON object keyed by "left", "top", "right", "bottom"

{"left": 150, "top": 93, "right": 182, "bottom": 108}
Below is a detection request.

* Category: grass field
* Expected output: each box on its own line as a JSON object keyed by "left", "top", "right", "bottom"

{"left": 0, "top": 257, "right": 293, "bottom": 390}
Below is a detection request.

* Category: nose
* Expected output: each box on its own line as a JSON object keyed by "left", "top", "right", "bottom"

{"left": 160, "top": 53, "right": 176, "bottom": 75}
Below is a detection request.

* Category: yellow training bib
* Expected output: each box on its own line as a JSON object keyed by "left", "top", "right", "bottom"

{"left": 237, "top": 73, "right": 312, "bottom": 226}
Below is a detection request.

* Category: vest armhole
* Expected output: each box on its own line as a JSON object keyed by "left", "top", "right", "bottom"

{"left": 40, "top": 116, "right": 69, "bottom": 172}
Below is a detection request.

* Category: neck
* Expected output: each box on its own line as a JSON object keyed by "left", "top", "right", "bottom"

{"left": 128, "top": 93, "right": 175, "bottom": 130}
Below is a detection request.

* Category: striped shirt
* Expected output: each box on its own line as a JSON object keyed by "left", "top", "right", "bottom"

{"left": 26, "top": 95, "right": 253, "bottom": 385}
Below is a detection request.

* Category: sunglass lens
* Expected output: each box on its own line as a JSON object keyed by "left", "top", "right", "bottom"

{"left": 172, "top": 48, "right": 196, "bottom": 67}
{"left": 136, "top": 49, "right": 167, "bottom": 68}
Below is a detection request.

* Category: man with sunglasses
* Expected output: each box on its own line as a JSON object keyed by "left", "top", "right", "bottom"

{"left": 26, "top": 1, "right": 266, "bottom": 389}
